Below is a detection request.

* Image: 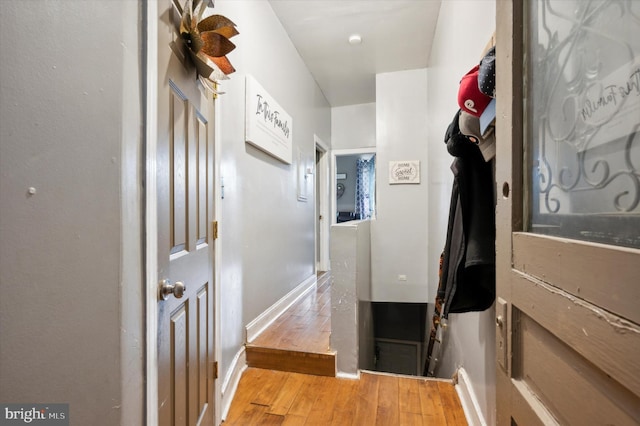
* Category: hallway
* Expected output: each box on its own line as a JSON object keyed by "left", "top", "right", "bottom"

{"left": 226, "top": 273, "right": 467, "bottom": 425}
{"left": 3, "top": 2, "right": 640, "bottom": 425}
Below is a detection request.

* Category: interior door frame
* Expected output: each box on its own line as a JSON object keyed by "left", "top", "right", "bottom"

{"left": 144, "top": 2, "right": 222, "bottom": 424}
{"left": 315, "top": 135, "right": 330, "bottom": 272}
{"left": 330, "top": 147, "right": 377, "bottom": 225}
{"left": 212, "top": 79, "right": 223, "bottom": 426}
{"left": 495, "top": 1, "right": 524, "bottom": 421}
{"left": 145, "top": 1, "right": 159, "bottom": 423}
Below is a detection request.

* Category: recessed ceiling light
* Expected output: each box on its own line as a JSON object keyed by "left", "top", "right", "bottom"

{"left": 348, "top": 34, "right": 362, "bottom": 45}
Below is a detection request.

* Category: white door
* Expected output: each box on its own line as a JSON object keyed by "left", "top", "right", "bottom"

{"left": 156, "top": 0, "right": 216, "bottom": 424}
{"left": 496, "top": 1, "right": 640, "bottom": 424}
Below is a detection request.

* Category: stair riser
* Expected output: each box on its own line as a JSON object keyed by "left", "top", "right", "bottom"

{"left": 246, "top": 346, "right": 336, "bottom": 377}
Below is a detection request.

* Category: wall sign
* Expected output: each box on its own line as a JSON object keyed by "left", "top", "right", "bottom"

{"left": 389, "top": 161, "right": 420, "bottom": 184}
{"left": 245, "top": 75, "right": 293, "bottom": 164}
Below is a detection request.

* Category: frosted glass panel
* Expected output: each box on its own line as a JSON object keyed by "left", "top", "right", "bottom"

{"left": 527, "top": 0, "right": 640, "bottom": 248}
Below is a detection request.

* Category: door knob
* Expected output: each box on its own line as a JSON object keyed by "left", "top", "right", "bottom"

{"left": 159, "top": 279, "right": 187, "bottom": 300}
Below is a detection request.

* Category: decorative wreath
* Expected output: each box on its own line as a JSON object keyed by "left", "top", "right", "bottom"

{"left": 177, "top": 0, "right": 238, "bottom": 93}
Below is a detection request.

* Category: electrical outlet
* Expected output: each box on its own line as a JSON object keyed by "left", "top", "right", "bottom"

{"left": 398, "top": 274, "right": 407, "bottom": 282}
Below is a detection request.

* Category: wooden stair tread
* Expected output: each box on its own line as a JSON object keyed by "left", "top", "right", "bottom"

{"left": 247, "top": 272, "right": 335, "bottom": 377}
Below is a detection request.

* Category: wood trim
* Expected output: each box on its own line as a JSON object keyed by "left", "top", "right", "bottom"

{"left": 496, "top": 1, "right": 524, "bottom": 238}
{"left": 511, "top": 269, "right": 640, "bottom": 397}
{"left": 145, "top": 1, "right": 159, "bottom": 424}
{"left": 495, "top": 0, "right": 523, "bottom": 366}
{"left": 510, "top": 380, "right": 558, "bottom": 426}
{"left": 513, "top": 232, "right": 640, "bottom": 324}
{"left": 213, "top": 94, "right": 223, "bottom": 426}
{"left": 245, "top": 274, "right": 317, "bottom": 343}
{"left": 495, "top": 0, "right": 524, "bottom": 424}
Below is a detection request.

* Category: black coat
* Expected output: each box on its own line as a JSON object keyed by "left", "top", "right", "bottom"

{"left": 439, "top": 110, "right": 495, "bottom": 317}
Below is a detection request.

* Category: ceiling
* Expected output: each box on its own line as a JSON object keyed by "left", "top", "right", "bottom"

{"left": 268, "top": 0, "right": 442, "bottom": 107}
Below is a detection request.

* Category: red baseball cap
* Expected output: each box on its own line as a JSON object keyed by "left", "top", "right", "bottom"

{"left": 457, "top": 65, "right": 492, "bottom": 118}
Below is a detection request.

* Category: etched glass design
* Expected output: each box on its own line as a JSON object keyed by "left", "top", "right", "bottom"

{"left": 527, "top": 0, "right": 640, "bottom": 248}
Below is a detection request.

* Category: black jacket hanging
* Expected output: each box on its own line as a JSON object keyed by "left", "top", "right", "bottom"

{"left": 439, "top": 110, "right": 495, "bottom": 317}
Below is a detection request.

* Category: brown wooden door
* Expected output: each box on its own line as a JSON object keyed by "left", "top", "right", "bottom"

{"left": 157, "top": 1, "right": 216, "bottom": 424}
{"left": 495, "top": 1, "right": 640, "bottom": 424}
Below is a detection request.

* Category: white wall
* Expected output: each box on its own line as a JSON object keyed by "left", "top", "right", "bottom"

{"left": 372, "top": 69, "right": 430, "bottom": 303}
{"left": 331, "top": 103, "right": 376, "bottom": 150}
{"left": 426, "top": 1, "right": 496, "bottom": 425}
{"left": 0, "top": 1, "right": 144, "bottom": 424}
{"left": 211, "top": 0, "right": 331, "bottom": 386}
{"left": 331, "top": 76, "right": 431, "bottom": 303}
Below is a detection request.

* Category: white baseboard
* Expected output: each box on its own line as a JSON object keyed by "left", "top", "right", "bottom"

{"left": 455, "top": 367, "right": 487, "bottom": 426}
{"left": 245, "top": 274, "right": 317, "bottom": 343}
{"left": 221, "top": 347, "right": 247, "bottom": 421}
{"left": 336, "top": 371, "right": 360, "bottom": 380}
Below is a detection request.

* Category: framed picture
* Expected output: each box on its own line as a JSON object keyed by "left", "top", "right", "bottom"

{"left": 389, "top": 161, "right": 420, "bottom": 184}
{"left": 245, "top": 75, "right": 293, "bottom": 164}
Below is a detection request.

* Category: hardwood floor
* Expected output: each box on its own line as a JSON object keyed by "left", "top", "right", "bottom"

{"left": 246, "top": 272, "right": 335, "bottom": 376}
{"left": 223, "top": 368, "right": 468, "bottom": 425}
{"left": 249, "top": 272, "right": 332, "bottom": 353}
{"left": 235, "top": 272, "right": 468, "bottom": 424}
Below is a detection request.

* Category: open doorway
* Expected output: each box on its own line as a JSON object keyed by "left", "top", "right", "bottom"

{"left": 332, "top": 149, "right": 376, "bottom": 224}
{"left": 315, "top": 135, "right": 330, "bottom": 272}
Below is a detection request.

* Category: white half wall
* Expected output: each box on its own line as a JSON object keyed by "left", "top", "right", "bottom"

{"left": 330, "top": 220, "right": 372, "bottom": 376}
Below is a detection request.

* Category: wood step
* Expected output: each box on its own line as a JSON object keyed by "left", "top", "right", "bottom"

{"left": 245, "top": 345, "right": 336, "bottom": 377}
